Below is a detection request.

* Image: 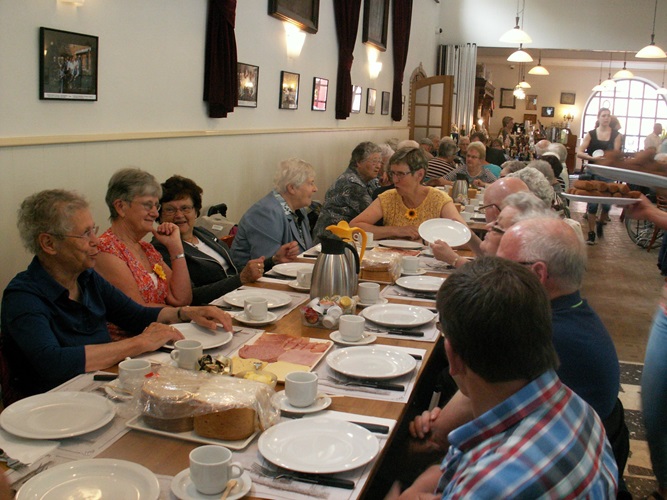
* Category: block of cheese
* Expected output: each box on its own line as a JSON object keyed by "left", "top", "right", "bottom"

{"left": 264, "top": 360, "right": 310, "bottom": 382}
{"left": 230, "top": 357, "right": 267, "bottom": 375}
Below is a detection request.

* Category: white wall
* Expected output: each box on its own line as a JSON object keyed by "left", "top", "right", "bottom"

{"left": 0, "top": 1, "right": 440, "bottom": 290}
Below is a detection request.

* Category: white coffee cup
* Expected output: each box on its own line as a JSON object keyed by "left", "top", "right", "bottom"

{"left": 285, "top": 371, "right": 318, "bottom": 407}
{"left": 244, "top": 297, "right": 268, "bottom": 321}
{"left": 189, "top": 445, "right": 243, "bottom": 495}
{"left": 358, "top": 282, "right": 380, "bottom": 304}
{"left": 365, "top": 232, "right": 374, "bottom": 246}
{"left": 118, "top": 358, "right": 151, "bottom": 390}
{"left": 464, "top": 204, "right": 476, "bottom": 213}
{"left": 339, "top": 314, "right": 365, "bottom": 342}
{"left": 296, "top": 269, "right": 312, "bottom": 288}
{"left": 461, "top": 211, "right": 472, "bottom": 222}
{"left": 402, "top": 255, "right": 420, "bottom": 274}
{"left": 170, "top": 339, "right": 203, "bottom": 370}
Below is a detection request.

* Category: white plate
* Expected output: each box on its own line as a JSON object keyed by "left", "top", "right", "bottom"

{"left": 222, "top": 289, "right": 292, "bottom": 309}
{"left": 287, "top": 280, "right": 310, "bottom": 292}
{"left": 329, "top": 331, "right": 377, "bottom": 345}
{"left": 401, "top": 269, "right": 427, "bottom": 276}
{"left": 233, "top": 311, "right": 278, "bottom": 326}
{"left": 126, "top": 415, "right": 258, "bottom": 450}
{"left": 16, "top": 459, "right": 160, "bottom": 500}
{"left": 272, "top": 391, "right": 332, "bottom": 414}
{"left": 272, "top": 262, "right": 314, "bottom": 278}
{"left": 360, "top": 303, "right": 436, "bottom": 328}
{"left": 592, "top": 149, "right": 605, "bottom": 157}
{"left": 378, "top": 239, "right": 423, "bottom": 249}
{"left": 258, "top": 417, "right": 379, "bottom": 474}
{"left": 353, "top": 296, "right": 389, "bottom": 308}
{"left": 1, "top": 392, "right": 115, "bottom": 439}
{"left": 166, "top": 323, "right": 233, "bottom": 350}
{"left": 396, "top": 275, "right": 446, "bottom": 293}
{"left": 418, "top": 218, "right": 472, "bottom": 247}
{"left": 560, "top": 192, "right": 640, "bottom": 206}
{"left": 326, "top": 345, "right": 417, "bottom": 380}
{"left": 171, "top": 469, "right": 252, "bottom": 500}
{"left": 586, "top": 164, "right": 667, "bottom": 189}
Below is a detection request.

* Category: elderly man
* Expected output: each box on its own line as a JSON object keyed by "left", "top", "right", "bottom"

{"left": 645, "top": 123, "right": 664, "bottom": 151}
{"left": 479, "top": 176, "right": 528, "bottom": 223}
{"left": 534, "top": 138, "right": 551, "bottom": 158}
{"left": 390, "top": 257, "right": 618, "bottom": 499}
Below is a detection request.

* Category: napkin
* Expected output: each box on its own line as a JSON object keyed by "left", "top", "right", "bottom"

{"left": 0, "top": 429, "right": 58, "bottom": 466}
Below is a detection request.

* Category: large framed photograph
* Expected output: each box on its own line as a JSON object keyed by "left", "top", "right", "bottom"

{"left": 381, "top": 91, "right": 390, "bottom": 115}
{"left": 279, "top": 71, "right": 300, "bottom": 110}
{"left": 351, "top": 85, "right": 362, "bottom": 114}
{"left": 269, "top": 0, "right": 319, "bottom": 34}
{"left": 237, "top": 63, "right": 259, "bottom": 108}
{"left": 363, "top": 0, "right": 390, "bottom": 51}
{"left": 312, "top": 77, "right": 328, "bottom": 111}
{"left": 366, "top": 88, "right": 377, "bottom": 114}
{"left": 39, "top": 27, "right": 98, "bottom": 101}
{"left": 499, "top": 88, "right": 515, "bottom": 109}
{"left": 560, "top": 92, "right": 576, "bottom": 105}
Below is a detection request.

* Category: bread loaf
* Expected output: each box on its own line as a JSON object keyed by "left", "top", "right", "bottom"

{"left": 194, "top": 407, "right": 257, "bottom": 441}
{"left": 140, "top": 380, "right": 198, "bottom": 433}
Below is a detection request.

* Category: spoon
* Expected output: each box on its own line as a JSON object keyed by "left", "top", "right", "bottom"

{"left": 220, "top": 479, "right": 237, "bottom": 500}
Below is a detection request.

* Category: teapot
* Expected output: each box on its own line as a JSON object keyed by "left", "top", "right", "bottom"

{"left": 310, "top": 231, "right": 360, "bottom": 300}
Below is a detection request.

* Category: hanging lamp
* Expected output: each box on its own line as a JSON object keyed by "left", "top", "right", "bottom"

{"left": 601, "top": 53, "right": 617, "bottom": 89}
{"left": 518, "top": 64, "right": 531, "bottom": 88}
{"left": 613, "top": 52, "right": 634, "bottom": 79}
{"left": 508, "top": 44, "right": 533, "bottom": 62}
{"left": 592, "top": 61, "right": 606, "bottom": 92}
{"left": 528, "top": 51, "right": 549, "bottom": 75}
{"left": 513, "top": 66, "right": 526, "bottom": 99}
{"left": 636, "top": 0, "right": 667, "bottom": 58}
{"left": 499, "top": 0, "right": 532, "bottom": 44}
{"left": 657, "top": 64, "right": 667, "bottom": 95}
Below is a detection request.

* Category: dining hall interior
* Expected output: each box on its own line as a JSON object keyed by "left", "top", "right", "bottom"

{"left": 1, "top": 0, "right": 667, "bottom": 498}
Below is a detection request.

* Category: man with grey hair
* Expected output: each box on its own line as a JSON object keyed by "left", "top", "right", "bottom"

{"left": 507, "top": 166, "right": 554, "bottom": 208}
{"left": 479, "top": 176, "right": 529, "bottom": 223}
{"left": 418, "top": 137, "right": 434, "bottom": 159}
{"left": 534, "top": 139, "right": 551, "bottom": 158}
{"left": 544, "top": 142, "right": 570, "bottom": 191}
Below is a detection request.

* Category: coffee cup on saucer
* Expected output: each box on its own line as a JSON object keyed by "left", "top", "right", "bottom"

{"left": 296, "top": 269, "right": 312, "bottom": 288}
{"left": 402, "top": 256, "right": 420, "bottom": 274}
{"left": 285, "top": 371, "right": 318, "bottom": 407}
{"left": 358, "top": 282, "right": 380, "bottom": 304}
{"left": 339, "top": 314, "right": 365, "bottom": 342}
{"left": 244, "top": 297, "right": 268, "bottom": 321}
{"left": 118, "top": 358, "right": 151, "bottom": 390}
{"left": 170, "top": 340, "right": 203, "bottom": 370}
{"left": 189, "top": 445, "right": 243, "bottom": 495}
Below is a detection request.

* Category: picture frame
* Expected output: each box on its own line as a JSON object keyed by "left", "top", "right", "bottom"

{"left": 237, "top": 63, "right": 259, "bottom": 108}
{"left": 541, "top": 106, "right": 555, "bottom": 118}
{"left": 311, "top": 77, "right": 328, "bottom": 111}
{"left": 39, "top": 27, "right": 98, "bottom": 101}
{"left": 362, "top": 0, "right": 390, "bottom": 51}
{"left": 279, "top": 71, "right": 300, "bottom": 110}
{"left": 366, "top": 88, "right": 377, "bottom": 114}
{"left": 269, "top": 0, "right": 319, "bottom": 34}
{"left": 381, "top": 91, "right": 390, "bottom": 115}
{"left": 525, "top": 95, "right": 537, "bottom": 111}
{"left": 560, "top": 92, "right": 576, "bottom": 105}
{"left": 523, "top": 113, "right": 537, "bottom": 124}
{"left": 499, "top": 88, "right": 515, "bottom": 109}
{"left": 351, "top": 85, "right": 362, "bottom": 114}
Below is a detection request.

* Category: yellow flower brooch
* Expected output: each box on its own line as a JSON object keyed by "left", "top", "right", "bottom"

{"left": 405, "top": 208, "right": 418, "bottom": 220}
{"left": 153, "top": 263, "right": 167, "bottom": 280}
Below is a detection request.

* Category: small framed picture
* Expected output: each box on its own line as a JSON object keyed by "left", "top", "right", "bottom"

{"left": 351, "top": 85, "right": 362, "bottom": 113}
{"left": 525, "top": 95, "right": 537, "bottom": 111}
{"left": 279, "top": 71, "right": 300, "bottom": 110}
{"left": 560, "top": 92, "right": 576, "bottom": 105}
{"left": 311, "top": 77, "right": 328, "bottom": 111}
{"left": 362, "top": 0, "right": 390, "bottom": 51}
{"left": 366, "top": 88, "right": 377, "bottom": 114}
{"left": 523, "top": 113, "right": 537, "bottom": 124}
{"left": 269, "top": 0, "right": 320, "bottom": 34}
{"left": 237, "top": 63, "right": 259, "bottom": 108}
{"left": 499, "top": 88, "right": 515, "bottom": 109}
{"left": 381, "top": 91, "right": 390, "bottom": 115}
{"left": 541, "top": 106, "right": 555, "bottom": 117}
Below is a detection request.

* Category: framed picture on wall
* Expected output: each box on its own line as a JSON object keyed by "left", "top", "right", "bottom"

{"left": 269, "top": 0, "right": 320, "bottom": 34}
{"left": 279, "top": 71, "right": 299, "bottom": 110}
{"left": 367, "top": 88, "right": 377, "bottom": 114}
{"left": 541, "top": 106, "right": 555, "bottom": 117}
{"left": 237, "top": 63, "right": 259, "bottom": 108}
{"left": 499, "top": 88, "right": 515, "bottom": 109}
{"left": 525, "top": 95, "right": 537, "bottom": 111}
{"left": 362, "top": 0, "right": 390, "bottom": 51}
{"left": 351, "top": 86, "right": 362, "bottom": 113}
{"left": 381, "top": 91, "right": 390, "bottom": 115}
{"left": 39, "top": 27, "right": 98, "bottom": 101}
{"left": 523, "top": 113, "right": 537, "bottom": 124}
{"left": 312, "top": 77, "right": 328, "bottom": 111}
{"left": 560, "top": 92, "right": 576, "bottom": 105}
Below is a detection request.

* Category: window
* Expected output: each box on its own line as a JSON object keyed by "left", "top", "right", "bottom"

{"left": 581, "top": 78, "right": 667, "bottom": 153}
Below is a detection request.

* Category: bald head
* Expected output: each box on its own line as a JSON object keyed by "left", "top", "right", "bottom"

{"left": 483, "top": 177, "right": 530, "bottom": 222}
{"left": 535, "top": 140, "right": 551, "bottom": 158}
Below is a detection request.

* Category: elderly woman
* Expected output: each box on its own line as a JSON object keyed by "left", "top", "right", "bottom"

{"left": 350, "top": 148, "right": 481, "bottom": 253}
{"left": 426, "top": 138, "right": 458, "bottom": 186}
{"left": 499, "top": 159, "right": 526, "bottom": 178}
{"left": 95, "top": 168, "right": 191, "bottom": 340}
{"left": 507, "top": 166, "right": 555, "bottom": 208}
{"left": 231, "top": 158, "right": 316, "bottom": 267}
{"left": 312, "top": 142, "right": 382, "bottom": 241}
{"left": 154, "top": 175, "right": 295, "bottom": 305}
{"left": 0, "top": 190, "right": 232, "bottom": 402}
{"left": 443, "top": 142, "right": 498, "bottom": 188}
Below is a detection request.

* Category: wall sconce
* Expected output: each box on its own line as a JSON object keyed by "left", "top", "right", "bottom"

{"left": 59, "top": 0, "right": 84, "bottom": 5}
{"left": 563, "top": 113, "right": 574, "bottom": 123}
{"left": 284, "top": 22, "right": 306, "bottom": 59}
{"left": 369, "top": 62, "right": 383, "bottom": 80}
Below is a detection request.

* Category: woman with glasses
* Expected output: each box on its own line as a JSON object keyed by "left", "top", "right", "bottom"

{"left": 96, "top": 168, "right": 192, "bottom": 340}
{"left": 154, "top": 175, "right": 293, "bottom": 305}
{"left": 443, "top": 142, "right": 498, "bottom": 188}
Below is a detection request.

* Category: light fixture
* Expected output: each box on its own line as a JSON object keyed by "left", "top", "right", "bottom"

{"left": 367, "top": 46, "right": 382, "bottom": 79}
{"left": 58, "top": 0, "right": 84, "bottom": 4}
{"left": 284, "top": 22, "right": 306, "bottom": 59}
{"left": 613, "top": 52, "right": 634, "bottom": 79}
{"left": 657, "top": 64, "right": 667, "bottom": 95}
{"left": 507, "top": 44, "right": 533, "bottom": 63}
{"left": 601, "top": 53, "right": 617, "bottom": 89}
{"left": 500, "top": 0, "right": 532, "bottom": 44}
{"left": 636, "top": 0, "right": 667, "bottom": 58}
{"left": 528, "top": 51, "right": 549, "bottom": 75}
{"left": 518, "top": 64, "right": 531, "bottom": 88}
{"left": 592, "top": 61, "right": 606, "bottom": 92}
{"left": 513, "top": 66, "right": 526, "bottom": 99}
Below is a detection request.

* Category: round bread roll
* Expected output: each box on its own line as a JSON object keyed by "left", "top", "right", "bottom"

{"left": 593, "top": 181, "right": 609, "bottom": 192}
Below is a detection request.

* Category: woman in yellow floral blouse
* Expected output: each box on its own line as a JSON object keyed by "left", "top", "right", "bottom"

{"left": 96, "top": 168, "right": 192, "bottom": 340}
{"left": 351, "top": 148, "right": 481, "bottom": 253}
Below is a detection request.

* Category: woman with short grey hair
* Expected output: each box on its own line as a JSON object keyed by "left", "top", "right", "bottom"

{"left": 507, "top": 167, "right": 555, "bottom": 208}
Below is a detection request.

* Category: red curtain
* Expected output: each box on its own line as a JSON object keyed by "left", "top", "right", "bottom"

{"left": 391, "top": 0, "right": 412, "bottom": 122}
{"left": 204, "top": 0, "right": 238, "bottom": 118}
{"left": 333, "top": 0, "right": 362, "bottom": 120}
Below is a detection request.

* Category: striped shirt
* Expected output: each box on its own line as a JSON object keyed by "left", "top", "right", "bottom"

{"left": 436, "top": 370, "right": 618, "bottom": 499}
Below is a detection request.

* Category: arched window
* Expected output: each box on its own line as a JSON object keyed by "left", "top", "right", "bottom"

{"left": 581, "top": 78, "right": 667, "bottom": 152}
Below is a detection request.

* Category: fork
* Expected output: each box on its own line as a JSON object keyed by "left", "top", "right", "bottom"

{"left": 251, "top": 462, "right": 355, "bottom": 489}
{"left": 0, "top": 449, "right": 26, "bottom": 470}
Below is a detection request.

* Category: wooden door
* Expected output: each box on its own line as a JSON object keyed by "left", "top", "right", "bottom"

{"left": 410, "top": 75, "right": 454, "bottom": 141}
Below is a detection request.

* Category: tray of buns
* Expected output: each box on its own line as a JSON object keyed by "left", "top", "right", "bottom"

{"left": 562, "top": 179, "right": 642, "bottom": 205}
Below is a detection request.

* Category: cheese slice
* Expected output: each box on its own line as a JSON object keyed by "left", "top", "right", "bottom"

{"left": 230, "top": 357, "right": 266, "bottom": 375}
{"left": 264, "top": 361, "right": 310, "bottom": 382}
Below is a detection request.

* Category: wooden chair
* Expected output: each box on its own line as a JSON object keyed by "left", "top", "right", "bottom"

{"left": 646, "top": 195, "right": 667, "bottom": 252}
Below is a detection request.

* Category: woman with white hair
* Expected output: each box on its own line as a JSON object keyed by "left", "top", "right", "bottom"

{"left": 230, "top": 158, "right": 317, "bottom": 267}
{"left": 506, "top": 166, "right": 554, "bottom": 208}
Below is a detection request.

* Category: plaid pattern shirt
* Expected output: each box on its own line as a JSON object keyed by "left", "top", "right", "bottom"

{"left": 437, "top": 371, "right": 618, "bottom": 499}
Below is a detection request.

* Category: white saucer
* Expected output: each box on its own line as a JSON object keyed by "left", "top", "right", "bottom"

{"left": 233, "top": 311, "right": 278, "bottom": 326}
{"left": 354, "top": 296, "right": 389, "bottom": 308}
{"left": 401, "top": 269, "right": 427, "bottom": 276}
{"left": 171, "top": 469, "right": 251, "bottom": 500}
{"left": 272, "top": 391, "right": 332, "bottom": 414}
{"left": 288, "top": 280, "right": 310, "bottom": 292}
{"left": 329, "top": 331, "right": 377, "bottom": 345}
{"left": 103, "top": 379, "right": 133, "bottom": 401}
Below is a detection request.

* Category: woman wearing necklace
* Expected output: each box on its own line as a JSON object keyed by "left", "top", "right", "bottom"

{"left": 96, "top": 168, "right": 192, "bottom": 340}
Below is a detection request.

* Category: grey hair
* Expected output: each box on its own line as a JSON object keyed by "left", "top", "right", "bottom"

{"left": 547, "top": 143, "right": 568, "bottom": 163}
{"left": 418, "top": 137, "right": 434, "bottom": 147}
{"left": 379, "top": 143, "right": 395, "bottom": 160}
{"left": 507, "top": 167, "right": 554, "bottom": 207}
{"left": 501, "top": 192, "right": 556, "bottom": 225}
{"left": 388, "top": 147, "right": 429, "bottom": 172}
{"left": 397, "top": 139, "right": 419, "bottom": 149}
{"left": 534, "top": 140, "right": 551, "bottom": 157}
{"left": 527, "top": 160, "right": 556, "bottom": 184}
{"left": 438, "top": 139, "right": 459, "bottom": 158}
{"left": 467, "top": 141, "right": 486, "bottom": 158}
{"left": 105, "top": 167, "right": 162, "bottom": 220}
{"left": 501, "top": 160, "right": 526, "bottom": 174}
{"left": 273, "top": 158, "right": 315, "bottom": 194}
{"left": 348, "top": 141, "right": 382, "bottom": 169}
{"left": 18, "top": 189, "right": 89, "bottom": 255}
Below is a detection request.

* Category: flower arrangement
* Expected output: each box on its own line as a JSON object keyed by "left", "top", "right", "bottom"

{"left": 405, "top": 208, "right": 418, "bottom": 220}
{"left": 153, "top": 263, "right": 167, "bottom": 280}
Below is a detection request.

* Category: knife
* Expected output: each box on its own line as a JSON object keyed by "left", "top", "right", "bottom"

{"left": 347, "top": 381, "right": 404, "bottom": 391}
{"left": 386, "top": 330, "right": 424, "bottom": 337}
{"left": 287, "top": 472, "right": 355, "bottom": 489}
{"left": 265, "top": 274, "right": 293, "bottom": 280}
{"left": 349, "top": 421, "right": 390, "bottom": 434}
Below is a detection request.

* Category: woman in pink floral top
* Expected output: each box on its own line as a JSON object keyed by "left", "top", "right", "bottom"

{"left": 96, "top": 168, "right": 192, "bottom": 340}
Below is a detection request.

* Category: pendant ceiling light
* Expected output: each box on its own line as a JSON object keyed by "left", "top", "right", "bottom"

{"left": 657, "top": 64, "right": 667, "bottom": 95}
{"left": 613, "top": 52, "right": 634, "bottom": 79}
{"left": 508, "top": 44, "right": 533, "bottom": 63}
{"left": 513, "top": 66, "right": 526, "bottom": 99}
{"left": 528, "top": 51, "right": 549, "bottom": 75}
{"left": 601, "top": 53, "right": 617, "bottom": 89}
{"left": 636, "top": 0, "right": 667, "bottom": 58}
{"left": 518, "top": 64, "right": 531, "bottom": 88}
{"left": 592, "top": 61, "right": 606, "bottom": 92}
{"left": 500, "top": 0, "right": 532, "bottom": 44}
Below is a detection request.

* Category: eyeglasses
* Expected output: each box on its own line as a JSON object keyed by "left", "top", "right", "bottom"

{"left": 466, "top": 154, "right": 481, "bottom": 160}
{"left": 489, "top": 223, "right": 506, "bottom": 235}
{"left": 48, "top": 225, "right": 99, "bottom": 241}
{"left": 478, "top": 203, "right": 501, "bottom": 214}
{"left": 162, "top": 205, "right": 194, "bottom": 216}
{"left": 131, "top": 200, "right": 161, "bottom": 212}
{"left": 389, "top": 170, "right": 413, "bottom": 180}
